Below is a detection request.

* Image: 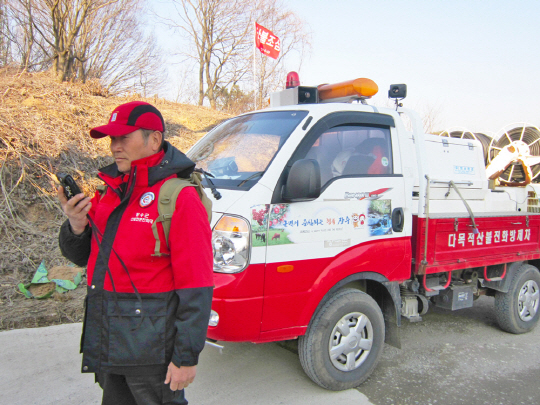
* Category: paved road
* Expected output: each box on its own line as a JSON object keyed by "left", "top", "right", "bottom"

{"left": 1, "top": 296, "right": 539, "bottom": 405}
{"left": 0, "top": 324, "right": 368, "bottom": 405}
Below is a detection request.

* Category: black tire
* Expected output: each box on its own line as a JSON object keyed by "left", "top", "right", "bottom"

{"left": 494, "top": 264, "right": 540, "bottom": 334}
{"left": 298, "top": 288, "right": 385, "bottom": 390}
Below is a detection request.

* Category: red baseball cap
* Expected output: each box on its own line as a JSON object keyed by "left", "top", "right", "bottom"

{"left": 90, "top": 101, "right": 165, "bottom": 139}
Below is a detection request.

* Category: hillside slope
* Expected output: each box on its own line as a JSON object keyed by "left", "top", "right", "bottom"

{"left": 0, "top": 70, "right": 229, "bottom": 329}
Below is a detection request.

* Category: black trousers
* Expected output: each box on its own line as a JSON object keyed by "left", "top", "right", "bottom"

{"left": 97, "top": 373, "right": 188, "bottom": 405}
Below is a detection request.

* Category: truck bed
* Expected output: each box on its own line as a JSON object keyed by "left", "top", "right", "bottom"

{"left": 412, "top": 213, "right": 540, "bottom": 274}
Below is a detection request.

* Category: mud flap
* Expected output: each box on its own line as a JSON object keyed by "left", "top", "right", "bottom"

{"left": 379, "top": 281, "right": 401, "bottom": 349}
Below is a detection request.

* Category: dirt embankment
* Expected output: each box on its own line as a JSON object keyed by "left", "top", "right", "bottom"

{"left": 0, "top": 69, "right": 229, "bottom": 330}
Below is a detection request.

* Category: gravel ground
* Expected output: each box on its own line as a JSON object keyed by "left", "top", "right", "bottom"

{"left": 358, "top": 295, "right": 540, "bottom": 405}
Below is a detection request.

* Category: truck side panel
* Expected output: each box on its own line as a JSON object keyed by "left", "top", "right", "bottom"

{"left": 413, "top": 214, "right": 540, "bottom": 274}
{"left": 261, "top": 237, "right": 411, "bottom": 332}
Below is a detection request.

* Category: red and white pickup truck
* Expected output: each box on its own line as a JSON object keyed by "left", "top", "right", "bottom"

{"left": 187, "top": 76, "right": 540, "bottom": 390}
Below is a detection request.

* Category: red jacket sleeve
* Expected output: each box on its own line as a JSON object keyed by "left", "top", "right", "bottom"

{"left": 169, "top": 187, "right": 214, "bottom": 289}
{"left": 168, "top": 186, "right": 214, "bottom": 367}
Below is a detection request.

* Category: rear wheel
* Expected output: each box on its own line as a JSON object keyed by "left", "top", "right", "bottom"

{"left": 298, "top": 288, "right": 385, "bottom": 390}
{"left": 494, "top": 264, "right": 540, "bottom": 334}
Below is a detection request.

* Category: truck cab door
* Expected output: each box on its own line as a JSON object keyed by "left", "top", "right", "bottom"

{"left": 261, "top": 112, "right": 412, "bottom": 333}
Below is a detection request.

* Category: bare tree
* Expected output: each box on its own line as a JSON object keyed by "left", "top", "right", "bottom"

{"left": 13, "top": 0, "right": 101, "bottom": 82}
{"left": 0, "top": 0, "right": 10, "bottom": 66}
{"left": 161, "top": 0, "right": 252, "bottom": 108}
{"left": 252, "top": 0, "right": 310, "bottom": 109}
{"left": 421, "top": 103, "right": 443, "bottom": 134}
{"left": 5, "top": 0, "right": 165, "bottom": 94}
{"left": 3, "top": 0, "right": 50, "bottom": 70}
{"left": 73, "top": 0, "right": 166, "bottom": 94}
{"left": 161, "top": 0, "right": 310, "bottom": 110}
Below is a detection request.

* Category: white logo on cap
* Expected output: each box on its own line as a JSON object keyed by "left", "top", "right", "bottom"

{"left": 111, "top": 112, "right": 118, "bottom": 122}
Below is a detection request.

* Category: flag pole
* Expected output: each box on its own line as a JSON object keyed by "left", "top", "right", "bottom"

{"left": 253, "top": 21, "right": 257, "bottom": 109}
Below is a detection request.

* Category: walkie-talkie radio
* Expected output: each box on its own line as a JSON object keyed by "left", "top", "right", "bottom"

{"left": 56, "top": 173, "right": 82, "bottom": 200}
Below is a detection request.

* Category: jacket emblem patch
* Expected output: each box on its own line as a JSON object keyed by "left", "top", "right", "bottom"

{"left": 140, "top": 192, "right": 155, "bottom": 207}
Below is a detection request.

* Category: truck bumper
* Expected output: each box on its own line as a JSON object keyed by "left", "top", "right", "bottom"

{"left": 207, "top": 296, "right": 263, "bottom": 342}
{"left": 207, "top": 264, "right": 265, "bottom": 342}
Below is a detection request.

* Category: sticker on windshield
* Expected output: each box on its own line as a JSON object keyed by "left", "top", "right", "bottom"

{"left": 381, "top": 157, "right": 389, "bottom": 167}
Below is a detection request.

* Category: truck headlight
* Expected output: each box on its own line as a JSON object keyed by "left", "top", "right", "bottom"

{"left": 212, "top": 215, "right": 250, "bottom": 273}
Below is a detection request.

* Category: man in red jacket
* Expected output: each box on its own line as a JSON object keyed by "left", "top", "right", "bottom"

{"left": 57, "top": 101, "right": 214, "bottom": 405}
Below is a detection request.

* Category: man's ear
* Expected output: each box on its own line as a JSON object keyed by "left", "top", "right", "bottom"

{"left": 151, "top": 131, "right": 163, "bottom": 152}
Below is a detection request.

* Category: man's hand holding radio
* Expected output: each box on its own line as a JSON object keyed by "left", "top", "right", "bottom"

{"left": 57, "top": 187, "right": 91, "bottom": 235}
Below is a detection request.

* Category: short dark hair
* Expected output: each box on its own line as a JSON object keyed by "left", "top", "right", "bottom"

{"left": 141, "top": 129, "right": 166, "bottom": 150}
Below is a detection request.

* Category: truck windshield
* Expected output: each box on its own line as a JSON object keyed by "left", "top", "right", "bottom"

{"left": 188, "top": 110, "right": 308, "bottom": 189}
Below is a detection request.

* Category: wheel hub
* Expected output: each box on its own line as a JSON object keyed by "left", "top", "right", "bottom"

{"left": 518, "top": 280, "right": 539, "bottom": 322}
{"left": 328, "top": 312, "right": 373, "bottom": 372}
{"left": 348, "top": 337, "right": 359, "bottom": 348}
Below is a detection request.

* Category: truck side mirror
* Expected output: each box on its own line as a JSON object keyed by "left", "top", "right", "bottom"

{"left": 283, "top": 159, "right": 321, "bottom": 201}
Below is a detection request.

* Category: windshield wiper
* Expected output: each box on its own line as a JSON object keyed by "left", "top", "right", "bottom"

{"left": 237, "top": 171, "right": 265, "bottom": 187}
{"left": 195, "top": 168, "right": 222, "bottom": 200}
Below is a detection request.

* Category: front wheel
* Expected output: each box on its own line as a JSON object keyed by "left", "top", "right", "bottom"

{"left": 494, "top": 264, "right": 540, "bottom": 334}
{"left": 298, "top": 288, "right": 385, "bottom": 390}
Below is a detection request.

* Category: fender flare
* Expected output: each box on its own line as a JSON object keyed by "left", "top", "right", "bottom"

{"left": 311, "top": 272, "right": 402, "bottom": 349}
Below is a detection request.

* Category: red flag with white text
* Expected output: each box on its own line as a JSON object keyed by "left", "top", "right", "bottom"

{"left": 255, "top": 23, "right": 280, "bottom": 59}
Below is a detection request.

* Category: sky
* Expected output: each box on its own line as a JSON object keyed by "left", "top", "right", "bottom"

{"left": 152, "top": 0, "right": 540, "bottom": 136}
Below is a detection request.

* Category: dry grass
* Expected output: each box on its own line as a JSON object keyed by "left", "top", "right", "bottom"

{"left": 0, "top": 69, "right": 229, "bottom": 330}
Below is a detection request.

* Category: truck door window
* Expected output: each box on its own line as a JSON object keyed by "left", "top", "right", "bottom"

{"left": 304, "top": 126, "right": 393, "bottom": 186}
